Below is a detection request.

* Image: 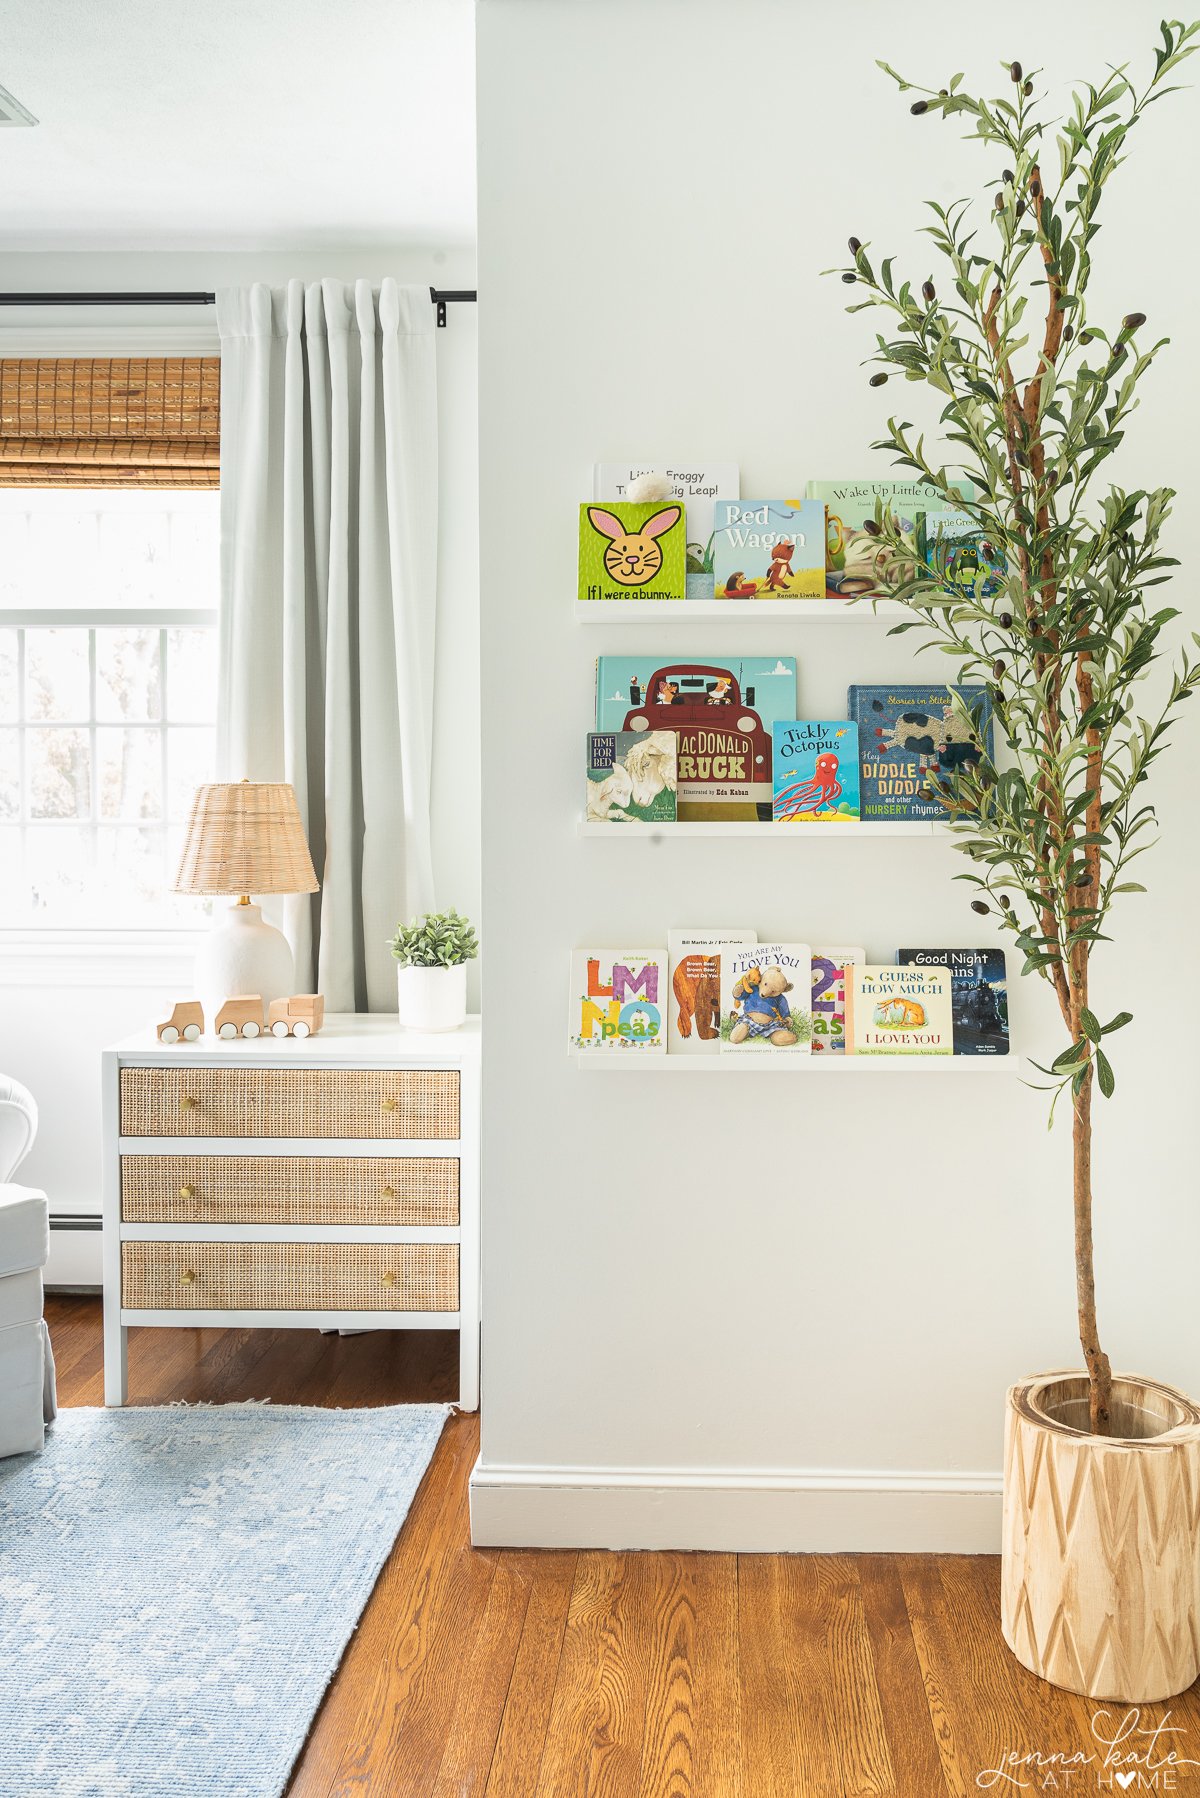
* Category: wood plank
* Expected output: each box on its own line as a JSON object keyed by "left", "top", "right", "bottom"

{"left": 856, "top": 1554, "right": 952, "bottom": 1798}
{"left": 483, "top": 1552, "right": 578, "bottom": 1798}
{"left": 736, "top": 1555, "right": 808, "bottom": 1798}
{"left": 639, "top": 1552, "right": 741, "bottom": 1798}
{"left": 532, "top": 1552, "right": 649, "bottom": 1798}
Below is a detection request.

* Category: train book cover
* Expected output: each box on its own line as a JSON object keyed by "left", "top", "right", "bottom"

{"left": 567, "top": 951, "right": 666, "bottom": 1052}
{"left": 710, "top": 500, "right": 825, "bottom": 599}
{"left": 897, "top": 948, "right": 1009, "bottom": 1055}
{"left": 847, "top": 683, "right": 993, "bottom": 821}
{"left": 772, "top": 721, "right": 861, "bottom": 822}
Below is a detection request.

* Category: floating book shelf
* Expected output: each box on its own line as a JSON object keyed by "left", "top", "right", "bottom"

{"left": 578, "top": 820, "right": 941, "bottom": 839}
{"left": 574, "top": 599, "right": 903, "bottom": 623}
{"left": 572, "top": 1055, "right": 1018, "bottom": 1074}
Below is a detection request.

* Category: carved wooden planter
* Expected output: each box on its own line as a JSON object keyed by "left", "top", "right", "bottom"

{"left": 1001, "top": 1371, "right": 1200, "bottom": 1702}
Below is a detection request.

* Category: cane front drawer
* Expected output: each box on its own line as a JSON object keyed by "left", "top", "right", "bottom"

{"left": 119, "top": 1066, "right": 460, "bottom": 1140}
{"left": 121, "top": 1240, "right": 459, "bottom": 1313}
{"left": 120, "top": 1154, "right": 459, "bottom": 1227}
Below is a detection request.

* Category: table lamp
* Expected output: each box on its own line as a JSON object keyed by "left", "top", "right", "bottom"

{"left": 173, "top": 781, "right": 319, "bottom": 1027}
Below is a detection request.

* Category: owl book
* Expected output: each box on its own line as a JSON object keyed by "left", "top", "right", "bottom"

{"left": 847, "top": 684, "right": 994, "bottom": 822}
{"left": 719, "top": 943, "right": 813, "bottom": 1054}
{"left": 772, "top": 721, "right": 860, "bottom": 822}
{"left": 568, "top": 950, "right": 667, "bottom": 1053}
{"left": 843, "top": 965, "right": 953, "bottom": 1055}
{"left": 897, "top": 948, "right": 1009, "bottom": 1055}
{"left": 666, "top": 929, "right": 756, "bottom": 1055}
{"left": 810, "top": 947, "right": 866, "bottom": 1054}
{"left": 578, "top": 502, "right": 687, "bottom": 603}
{"left": 806, "top": 479, "right": 972, "bottom": 601}
{"left": 710, "top": 500, "right": 825, "bottom": 600}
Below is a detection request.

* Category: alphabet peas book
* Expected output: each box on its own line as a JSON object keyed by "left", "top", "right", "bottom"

{"left": 711, "top": 500, "right": 825, "bottom": 599}
{"left": 578, "top": 503, "right": 687, "bottom": 603}
{"left": 772, "top": 721, "right": 860, "bottom": 821}
{"left": 568, "top": 951, "right": 666, "bottom": 1053}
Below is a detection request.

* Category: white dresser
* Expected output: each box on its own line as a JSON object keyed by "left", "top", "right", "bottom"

{"left": 101, "top": 1015, "right": 480, "bottom": 1409}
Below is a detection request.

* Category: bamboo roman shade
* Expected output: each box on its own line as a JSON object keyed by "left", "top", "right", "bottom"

{"left": 0, "top": 357, "right": 219, "bottom": 488}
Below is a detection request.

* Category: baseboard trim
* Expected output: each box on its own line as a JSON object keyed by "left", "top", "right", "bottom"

{"left": 469, "top": 1458, "right": 1004, "bottom": 1553}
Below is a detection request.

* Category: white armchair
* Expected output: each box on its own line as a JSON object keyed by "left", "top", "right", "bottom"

{"left": 0, "top": 1074, "right": 57, "bottom": 1457}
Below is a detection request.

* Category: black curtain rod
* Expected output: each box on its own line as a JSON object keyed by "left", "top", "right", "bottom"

{"left": 0, "top": 287, "right": 478, "bottom": 327}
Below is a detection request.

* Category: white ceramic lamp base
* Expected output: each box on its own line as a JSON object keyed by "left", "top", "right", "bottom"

{"left": 195, "top": 900, "right": 295, "bottom": 1033}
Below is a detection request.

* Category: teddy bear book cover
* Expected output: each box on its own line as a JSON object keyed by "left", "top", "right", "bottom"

{"left": 719, "top": 944, "right": 813, "bottom": 1054}
{"left": 847, "top": 683, "right": 994, "bottom": 821}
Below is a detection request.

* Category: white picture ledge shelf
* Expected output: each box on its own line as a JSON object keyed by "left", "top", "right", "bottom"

{"left": 579, "top": 820, "right": 941, "bottom": 839}
{"left": 572, "top": 1055, "right": 1018, "bottom": 1074}
{"left": 575, "top": 599, "right": 902, "bottom": 623}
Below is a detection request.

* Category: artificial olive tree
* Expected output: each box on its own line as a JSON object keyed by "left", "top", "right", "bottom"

{"left": 834, "top": 21, "right": 1200, "bottom": 1432}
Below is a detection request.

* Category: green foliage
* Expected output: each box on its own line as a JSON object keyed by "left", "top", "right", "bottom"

{"left": 832, "top": 21, "right": 1200, "bottom": 1116}
{"left": 387, "top": 907, "right": 479, "bottom": 968}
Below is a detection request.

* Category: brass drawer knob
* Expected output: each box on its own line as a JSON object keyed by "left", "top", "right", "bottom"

{"left": 179, "top": 1268, "right": 197, "bottom": 1285}
{"left": 180, "top": 1095, "right": 199, "bottom": 1112}
{"left": 381, "top": 1270, "right": 397, "bottom": 1287}
{"left": 381, "top": 1185, "right": 396, "bottom": 1199}
{"left": 381, "top": 1096, "right": 398, "bottom": 1113}
{"left": 179, "top": 1183, "right": 196, "bottom": 1200}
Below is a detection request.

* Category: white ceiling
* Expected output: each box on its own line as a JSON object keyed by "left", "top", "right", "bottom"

{"left": 0, "top": 0, "right": 476, "bottom": 250}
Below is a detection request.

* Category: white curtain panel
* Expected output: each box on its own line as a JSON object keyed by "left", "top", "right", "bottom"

{"left": 216, "top": 280, "right": 438, "bottom": 1011}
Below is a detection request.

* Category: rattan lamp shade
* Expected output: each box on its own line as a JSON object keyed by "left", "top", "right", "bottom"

{"left": 173, "top": 783, "right": 319, "bottom": 898}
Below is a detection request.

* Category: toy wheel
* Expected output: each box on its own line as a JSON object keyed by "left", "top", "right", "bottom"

{"left": 271, "top": 1020, "right": 290, "bottom": 1038}
{"left": 292, "top": 1020, "right": 310, "bottom": 1038}
{"left": 242, "top": 1020, "right": 261, "bottom": 1038}
{"left": 182, "top": 1023, "right": 201, "bottom": 1042}
{"left": 218, "top": 1022, "right": 237, "bottom": 1039}
{"left": 160, "top": 1025, "right": 179, "bottom": 1044}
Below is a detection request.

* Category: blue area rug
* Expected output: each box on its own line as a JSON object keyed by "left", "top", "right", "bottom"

{"left": 0, "top": 1402, "right": 448, "bottom": 1798}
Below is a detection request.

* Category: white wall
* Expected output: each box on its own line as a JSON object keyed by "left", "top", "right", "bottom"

{"left": 0, "top": 247, "right": 479, "bottom": 1281}
{"left": 472, "top": 0, "right": 1200, "bottom": 1549}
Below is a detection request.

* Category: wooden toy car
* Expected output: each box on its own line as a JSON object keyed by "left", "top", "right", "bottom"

{"left": 268, "top": 994, "right": 325, "bottom": 1039}
{"left": 157, "top": 1001, "right": 203, "bottom": 1044}
{"left": 215, "top": 996, "right": 265, "bottom": 1039}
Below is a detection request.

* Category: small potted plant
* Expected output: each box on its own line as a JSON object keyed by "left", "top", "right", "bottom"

{"left": 387, "top": 908, "right": 478, "bottom": 1033}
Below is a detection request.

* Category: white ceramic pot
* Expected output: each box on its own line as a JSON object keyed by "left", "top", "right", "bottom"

{"left": 396, "top": 962, "right": 468, "bottom": 1033}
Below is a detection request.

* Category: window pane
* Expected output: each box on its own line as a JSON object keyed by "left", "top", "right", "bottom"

{"left": 166, "top": 726, "right": 215, "bottom": 821}
{"left": 167, "top": 501, "right": 220, "bottom": 609}
{"left": 98, "top": 727, "right": 162, "bottom": 821}
{"left": 96, "top": 627, "right": 162, "bottom": 722}
{"left": 25, "top": 823, "right": 93, "bottom": 918}
{"left": 0, "top": 630, "right": 17, "bottom": 721}
{"left": 166, "top": 627, "right": 217, "bottom": 722}
{"left": 97, "top": 506, "right": 170, "bottom": 607}
{"left": 24, "top": 629, "right": 90, "bottom": 722}
{"left": 0, "top": 729, "right": 18, "bottom": 819}
{"left": 29, "top": 727, "right": 90, "bottom": 818}
{"left": 95, "top": 826, "right": 174, "bottom": 922}
{"left": 27, "top": 504, "right": 101, "bottom": 605}
{"left": 0, "top": 826, "right": 23, "bottom": 919}
{"left": 0, "top": 507, "right": 32, "bottom": 607}
{"left": 0, "top": 489, "right": 219, "bottom": 612}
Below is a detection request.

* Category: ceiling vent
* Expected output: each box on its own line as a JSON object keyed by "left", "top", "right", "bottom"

{"left": 0, "top": 84, "right": 37, "bottom": 127}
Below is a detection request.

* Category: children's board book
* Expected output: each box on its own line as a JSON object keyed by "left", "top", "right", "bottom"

{"left": 596, "top": 655, "right": 798, "bottom": 822}
{"left": 568, "top": 951, "right": 666, "bottom": 1053}
{"left": 806, "top": 479, "right": 973, "bottom": 601}
{"left": 897, "top": 948, "right": 1009, "bottom": 1055}
{"left": 810, "top": 947, "right": 865, "bottom": 1055}
{"left": 843, "top": 965, "right": 953, "bottom": 1055}
{"left": 772, "top": 721, "right": 861, "bottom": 822}
{"left": 586, "top": 731, "right": 677, "bottom": 824}
{"left": 592, "top": 464, "right": 739, "bottom": 565}
{"left": 719, "top": 943, "right": 813, "bottom": 1054}
{"left": 711, "top": 500, "right": 825, "bottom": 600}
{"left": 847, "top": 684, "right": 994, "bottom": 821}
{"left": 666, "top": 929, "right": 756, "bottom": 1055}
{"left": 578, "top": 502, "right": 687, "bottom": 603}
{"left": 917, "top": 509, "right": 1007, "bottom": 601}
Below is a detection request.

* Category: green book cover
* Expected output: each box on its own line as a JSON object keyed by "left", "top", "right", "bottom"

{"left": 578, "top": 502, "right": 686, "bottom": 603}
{"left": 806, "top": 479, "right": 972, "bottom": 600}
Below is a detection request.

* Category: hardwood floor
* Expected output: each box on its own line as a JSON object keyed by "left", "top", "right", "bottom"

{"left": 47, "top": 1294, "right": 1200, "bottom": 1796}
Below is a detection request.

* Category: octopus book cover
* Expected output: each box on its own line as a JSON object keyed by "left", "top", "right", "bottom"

{"left": 806, "top": 479, "right": 972, "bottom": 601}
{"left": 897, "top": 948, "right": 1009, "bottom": 1055}
{"left": 843, "top": 965, "right": 953, "bottom": 1055}
{"left": 586, "top": 732, "right": 677, "bottom": 824}
{"left": 578, "top": 501, "right": 687, "bottom": 603}
{"left": 711, "top": 500, "right": 825, "bottom": 599}
{"left": 810, "top": 947, "right": 866, "bottom": 1054}
{"left": 666, "top": 929, "right": 756, "bottom": 1055}
{"left": 568, "top": 950, "right": 666, "bottom": 1053}
{"left": 772, "top": 721, "right": 860, "bottom": 821}
{"left": 847, "top": 684, "right": 993, "bottom": 821}
{"left": 719, "top": 943, "right": 813, "bottom": 1054}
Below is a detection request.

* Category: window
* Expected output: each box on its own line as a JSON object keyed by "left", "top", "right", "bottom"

{"left": 0, "top": 488, "right": 219, "bottom": 928}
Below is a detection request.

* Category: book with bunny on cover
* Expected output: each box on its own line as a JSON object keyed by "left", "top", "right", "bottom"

{"left": 666, "top": 929, "right": 756, "bottom": 1055}
{"left": 719, "top": 943, "right": 813, "bottom": 1054}
{"left": 578, "top": 502, "right": 687, "bottom": 603}
{"left": 843, "top": 965, "right": 953, "bottom": 1055}
{"left": 568, "top": 951, "right": 666, "bottom": 1053}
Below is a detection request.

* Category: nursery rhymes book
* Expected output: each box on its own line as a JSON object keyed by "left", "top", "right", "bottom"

{"left": 772, "top": 721, "right": 860, "bottom": 822}
{"left": 586, "top": 731, "right": 677, "bottom": 824}
{"left": 578, "top": 502, "right": 687, "bottom": 603}
{"left": 847, "top": 684, "right": 993, "bottom": 822}
{"left": 897, "top": 947, "right": 1009, "bottom": 1055}
{"left": 666, "top": 929, "right": 756, "bottom": 1055}
{"left": 568, "top": 950, "right": 666, "bottom": 1053}
{"left": 593, "top": 464, "right": 739, "bottom": 563}
{"left": 810, "top": 946, "right": 865, "bottom": 1055}
{"left": 917, "top": 510, "right": 1006, "bottom": 602}
{"left": 719, "top": 943, "right": 813, "bottom": 1054}
{"left": 844, "top": 965, "right": 953, "bottom": 1055}
{"left": 711, "top": 500, "right": 825, "bottom": 600}
{"left": 806, "top": 479, "right": 974, "bottom": 601}
{"left": 596, "top": 654, "right": 797, "bottom": 821}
